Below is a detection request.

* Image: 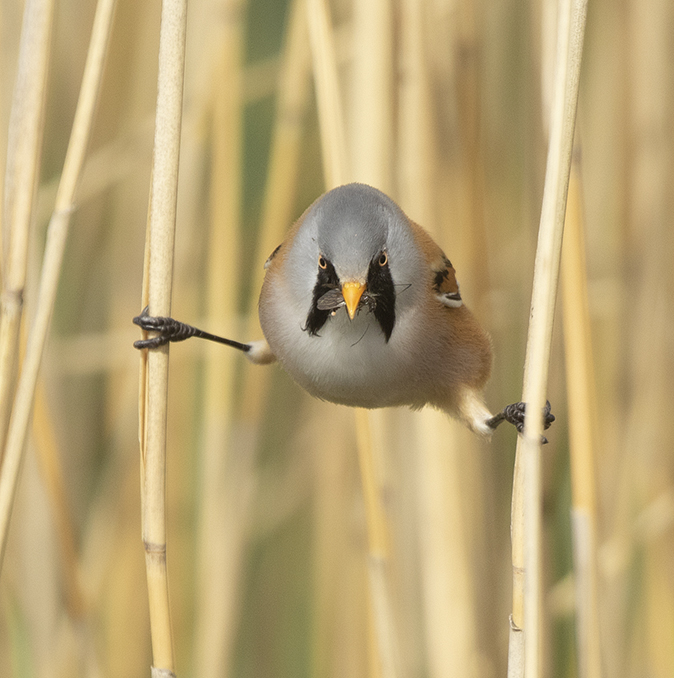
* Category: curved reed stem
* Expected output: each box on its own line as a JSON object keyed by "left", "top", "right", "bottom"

{"left": 508, "top": 0, "right": 588, "bottom": 676}
{"left": 0, "top": 0, "right": 116, "bottom": 574}
{"left": 0, "top": 0, "right": 54, "bottom": 461}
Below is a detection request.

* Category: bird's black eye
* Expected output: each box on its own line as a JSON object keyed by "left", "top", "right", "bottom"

{"left": 378, "top": 251, "right": 388, "bottom": 267}
{"left": 318, "top": 255, "right": 327, "bottom": 270}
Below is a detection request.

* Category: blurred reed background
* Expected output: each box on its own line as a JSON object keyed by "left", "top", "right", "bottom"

{"left": 0, "top": 0, "right": 672, "bottom": 676}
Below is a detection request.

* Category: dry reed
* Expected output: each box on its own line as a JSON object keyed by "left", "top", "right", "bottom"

{"left": 0, "top": 0, "right": 54, "bottom": 456}
{"left": 137, "top": 0, "right": 188, "bottom": 674}
{"left": 306, "top": 0, "right": 349, "bottom": 188}
{"left": 1, "top": 0, "right": 673, "bottom": 676}
{"left": 0, "top": 0, "right": 115, "bottom": 572}
{"left": 562, "top": 155, "right": 602, "bottom": 678}
{"left": 190, "top": 1, "right": 245, "bottom": 675}
{"left": 307, "top": 0, "right": 401, "bottom": 675}
{"left": 508, "top": 0, "right": 588, "bottom": 676}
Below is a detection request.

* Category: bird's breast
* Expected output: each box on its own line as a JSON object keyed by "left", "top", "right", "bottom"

{"left": 259, "top": 275, "right": 427, "bottom": 409}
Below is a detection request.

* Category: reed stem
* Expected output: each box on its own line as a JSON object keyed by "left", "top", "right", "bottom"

{"left": 307, "top": 1, "right": 398, "bottom": 674}
{"left": 0, "top": 0, "right": 116, "bottom": 574}
{"left": 355, "top": 409, "right": 399, "bottom": 678}
{"left": 32, "top": 383, "right": 86, "bottom": 619}
{"left": 251, "top": 0, "right": 311, "bottom": 295}
{"left": 192, "top": 0, "right": 245, "bottom": 674}
{"left": 508, "top": 0, "right": 588, "bottom": 676}
{"left": 306, "top": 0, "right": 349, "bottom": 187}
{"left": 0, "top": 0, "right": 54, "bottom": 461}
{"left": 562, "top": 156, "right": 602, "bottom": 678}
{"left": 138, "top": 0, "right": 188, "bottom": 674}
{"left": 349, "top": 0, "right": 392, "bottom": 191}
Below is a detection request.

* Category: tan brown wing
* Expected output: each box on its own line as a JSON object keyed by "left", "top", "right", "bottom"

{"left": 431, "top": 254, "right": 463, "bottom": 307}
{"left": 407, "top": 220, "right": 463, "bottom": 308}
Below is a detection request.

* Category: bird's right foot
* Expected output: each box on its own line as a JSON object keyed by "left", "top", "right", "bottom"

{"left": 133, "top": 307, "right": 204, "bottom": 349}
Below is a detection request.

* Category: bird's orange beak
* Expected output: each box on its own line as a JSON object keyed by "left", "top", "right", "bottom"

{"left": 341, "top": 281, "right": 366, "bottom": 320}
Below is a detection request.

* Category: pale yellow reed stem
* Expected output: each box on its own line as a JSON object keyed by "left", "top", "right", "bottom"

{"left": 355, "top": 409, "right": 400, "bottom": 678}
{"left": 251, "top": 0, "right": 311, "bottom": 294}
{"left": 453, "top": 5, "right": 490, "bottom": 302}
{"left": 355, "top": 411, "right": 390, "bottom": 560}
{"left": 561, "top": 158, "right": 602, "bottom": 678}
{"left": 138, "top": 0, "right": 188, "bottom": 674}
{"left": 32, "top": 383, "right": 86, "bottom": 619}
{"left": 415, "top": 409, "right": 477, "bottom": 677}
{"left": 508, "top": 445, "right": 525, "bottom": 678}
{"left": 349, "top": 0, "right": 392, "bottom": 191}
{"left": 307, "top": 1, "right": 398, "bottom": 675}
{"left": 0, "top": 0, "right": 54, "bottom": 459}
{"left": 508, "top": 0, "right": 588, "bottom": 676}
{"left": 396, "top": 2, "right": 481, "bottom": 673}
{"left": 0, "top": 0, "right": 116, "bottom": 573}
{"left": 306, "top": 0, "right": 349, "bottom": 187}
{"left": 397, "top": 0, "right": 434, "bottom": 221}
{"left": 228, "top": 0, "right": 313, "bottom": 543}
{"left": 192, "top": 1, "right": 244, "bottom": 675}
{"left": 192, "top": 1, "right": 311, "bottom": 675}
{"left": 239, "top": 0, "right": 311, "bottom": 416}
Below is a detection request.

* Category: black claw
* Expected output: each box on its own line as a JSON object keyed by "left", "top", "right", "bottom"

{"left": 133, "top": 335, "right": 171, "bottom": 349}
{"left": 487, "top": 400, "right": 555, "bottom": 444}
{"left": 133, "top": 307, "right": 200, "bottom": 349}
{"left": 542, "top": 400, "right": 555, "bottom": 430}
{"left": 502, "top": 402, "right": 526, "bottom": 431}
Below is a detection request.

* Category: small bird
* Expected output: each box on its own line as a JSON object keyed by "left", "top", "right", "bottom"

{"left": 134, "top": 183, "right": 554, "bottom": 438}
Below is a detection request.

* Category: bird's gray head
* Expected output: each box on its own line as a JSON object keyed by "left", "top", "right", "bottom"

{"left": 309, "top": 184, "right": 402, "bottom": 280}
{"left": 281, "top": 183, "right": 423, "bottom": 340}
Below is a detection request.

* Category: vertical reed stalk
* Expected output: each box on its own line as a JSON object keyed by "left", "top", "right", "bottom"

{"left": 355, "top": 409, "right": 400, "bottom": 678}
{"left": 307, "top": 1, "right": 398, "bottom": 674}
{"left": 397, "top": 1, "right": 481, "bottom": 675}
{"left": 415, "top": 409, "right": 477, "bottom": 678}
{"left": 239, "top": 0, "right": 311, "bottom": 419}
{"left": 189, "top": 5, "right": 312, "bottom": 672}
{"left": 251, "top": 0, "right": 311, "bottom": 298}
{"left": 453, "top": 0, "right": 490, "bottom": 301}
{"left": 207, "top": 9, "right": 314, "bottom": 664}
{"left": 32, "top": 383, "right": 86, "bottom": 620}
{"left": 0, "top": 0, "right": 116, "bottom": 573}
{"left": 561, "top": 156, "right": 602, "bottom": 678}
{"left": 509, "top": 447, "right": 525, "bottom": 678}
{"left": 622, "top": 1, "right": 674, "bottom": 672}
{"left": 397, "top": 0, "right": 434, "bottom": 220}
{"left": 192, "top": 1, "right": 244, "bottom": 674}
{"left": 508, "top": 1, "right": 588, "bottom": 676}
{"left": 0, "top": 0, "right": 54, "bottom": 459}
{"left": 306, "top": 0, "right": 349, "bottom": 187}
{"left": 137, "top": 0, "right": 188, "bottom": 674}
{"left": 348, "top": 1, "right": 399, "bottom": 672}
{"left": 349, "top": 0, "right": 392, "bottom": 191}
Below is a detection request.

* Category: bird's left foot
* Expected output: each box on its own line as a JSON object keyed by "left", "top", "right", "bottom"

{"left": 486, "top": 400, "right": 555, "bottom": 443}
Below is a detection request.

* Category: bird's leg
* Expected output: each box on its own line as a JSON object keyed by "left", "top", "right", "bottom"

{"left": 133, "top": 307, "right": 276, "bottom": 364}
{"left": 486, "top": 400, "right": 555, "bottom": 444}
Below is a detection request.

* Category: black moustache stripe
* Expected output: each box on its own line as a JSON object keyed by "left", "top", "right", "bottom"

{"left": 304, "top": 254, "right": 397, "bottom": 341}
{"left": 305, "top": 259, "right": 340, "bottom": 336}
{"left": 366, "top": 256, "right": 396, "bottom": 341}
